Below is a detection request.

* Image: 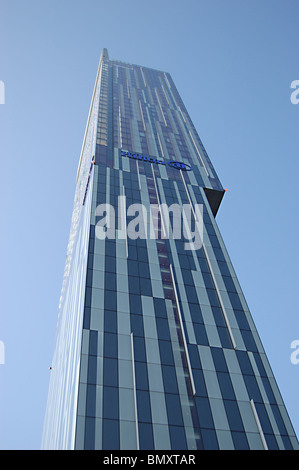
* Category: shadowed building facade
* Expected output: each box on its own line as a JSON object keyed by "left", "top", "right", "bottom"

{"left": 42, "top": 49, "right": 298, "bottom": 450}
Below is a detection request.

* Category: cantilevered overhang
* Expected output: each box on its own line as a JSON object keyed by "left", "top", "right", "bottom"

{"left": 204, "top": 187, "right": 226, "bottom": 217}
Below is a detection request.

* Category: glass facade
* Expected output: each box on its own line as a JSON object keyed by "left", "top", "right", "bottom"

{"left": 42, "top": 49, "right": 299, "bottom": 450}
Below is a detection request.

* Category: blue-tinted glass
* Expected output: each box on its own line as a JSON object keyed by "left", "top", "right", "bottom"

{"left": 103, "top": 357, "right": 118, "bottom": 387}
{"left": 135, "top": 361, "right": 149, "bottom": 390}
{"left": 243, "top": 375, "right": 263, "bottom": 403}
{"left": 271, "top": 404, "right": 287, "bottom": 435}
{"left": 130, "top": 314, "right": 144, "bottom": 337}
{"left": 281, "top": 435, "right": 293, "bottom": 450}
{"left": 89, "top": 330, "right": 98, "bottom": 356}
{"left": 181, "top": 269, "right": 193, "bottom": 286}
{"left": 217, "top": 372, "right": 236, "bottom": 400}
{"left": 137, "top": 390, "right": 152, "bottom": 422}
{"left": 86, "top": 269, "right": 93, "bottom": 287}
{"left": 159, "top": 340, "right": 174, "bottom": 366}
{"left": 87, "top": 253, "right": 94, "bottom": 269}
{"left": 236, "top": 350, "right": 254, "bottom": 375}
{"left": 231, "top": 431, "right": 249, "bottom": 450}
{"left": 202, "top": 272, "right": 214, "bottom": 289}
{"left": 222, "top": 275, "right": 237, "bottom": 293}
{"left": 105, "top": 272, "right": 116, "bottom": 291}
{"left": 195, "top": 397, "right": 214, "bottom": 429}
{"left": 139, "top": 262, "right": 150, "bottom": 279}
{"left": 217, "top": 260, "right": 230, "bottom": 277}
{"left": 84, "top": 417, "right": 95, "bottom": 450}
{"left": 156, "top": 317, "right": 171, "bottom": 341}
{"left": 193, "top": 324, "right": 209, "bottom": 346}
{"left": 211, "top": 347, "right": 228, "bottom": 372}
{"left": 241, "top": 330, "right": 258, "bottom": 352}
{"left": 138, "top": 422, "right": 154, "bottom": 450}
{"left": 188, "top": 343, "right": 202, "bottom": 369}
{"left": 87, "top": 356, "right": 97, "bottom": 385}
{"left": 128, "top": 259, "right": 139, "bottom": 275}
{"left": 105, "top": 256, "right": 116, "bottom": 273}
{"left": 133, "top": 336, "right": 147, "bottom": 362}
{"left": 201, "top": 429, "right": 219, "bottom": 450}
{"left": 235, "top": 310, "right": 250, "bottom": 330}
{"left": 228, "top": 292, "right": 243, "bottom": 310}
{"left": 218, "top": 326, "right": 233, "bottom": 349}
{"left": 189, "top": 303, "right": 204, "bottom": 324}
{"left": 185, "top": 285, "right": 198, "bottom": 304}
{"left": 140, "top": 278, "right": 152, "bottom": 296}
{"left": 265, "top": 433, "right": 279, "bottom": 450}
{"left": 104, "top": 332, "right": 118, "bottom": 358}
{"left": 137, "top": 247, "right": 148, "bottom": 262}
{"left": 85, "top": 287, "right": 92, "bottom": 307}
{"left": 169, "top": 426, "right": 187, "bottom": 450}
{"left": 206, "top": 288, "right": 220, "bottom": 307}
{"left": 193, "top": 369, "right": 208, "bottom": 397}
{"left": 261, "top": 376, "right": 276, "bottom": 404}
{"left": 88, "top": 237, "right": 94, "bottom": 253}
{"left": 102, "top": 419, "right": 120, "bottom": 450}
{"left": 86, "top": 384, "right": 96, "bottom": 417}
{"left": 103, "top": 386, "right": 119, "bottom": 420}
{"left": 161, "top": 365, "right": 179, "bottom": 394}
{"left": 253, "top": 352, "right": 267, "bottom": 377}
{"left": 165, "top": 394, "right": 184, "bottom": 426}
{"left": 254, "top": 403, "right": 273, "bottom": 434}
{"left": 105, "top": 240, "right": 115, "bottom": 257}
{"left": 223, "top": 400, "right": 244, "bottom": 432}
{"left": 83, "top": 308, "right": 91, "bottom": 329}
{"left": 211, "top": 307, "right": 226, "bottom": 327}
{"left": 104, "top": 310, "right": 117, "bottom": 333}
{"left": 130, "top": 294, "right": 142, "bottom": 314}
{"left": 153, "top": 298, "right": 167, "bottom": 318}
{"left": 104, "top": 290, "right": 117, "bottom": 310}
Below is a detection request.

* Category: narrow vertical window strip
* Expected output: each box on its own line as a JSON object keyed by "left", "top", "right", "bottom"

{"left": 169, "top": 264, "right": 196, "bottom": 396}
{"left": 122, "top": 185, "right": 128, "bottom": 259}
{"left": 119, "top": 106, "right": 123, "bottom": 148}
{"left": 250, "top": 399, "right": 268, "bottom": 450}
{"left": 188, "top": 130, "right": 209, "bottom": 177}
{"left": 155, "top": 88, "right": 168, "bottom": 127}
{"left": 180, "top": 171, "right": 237, "bottom": 350}
{"left": 136, "top": 160, "right": 141, "bottom": 191}
{"left": 139, "top": 100, "right": 146, "bottom": 132}
{"left": 151, "top": 165, "right": 167, "bottom": 239}
{"left": 130, "top": 333, "right": 140, "bottom": 450}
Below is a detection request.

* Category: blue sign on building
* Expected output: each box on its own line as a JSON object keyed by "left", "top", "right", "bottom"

{"left": 121, "top": 150, "right": 192, "bottom": 171}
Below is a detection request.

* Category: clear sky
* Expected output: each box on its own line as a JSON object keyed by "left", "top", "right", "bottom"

{"left": 0, "top": 0, "right": 298, "bottom": 450}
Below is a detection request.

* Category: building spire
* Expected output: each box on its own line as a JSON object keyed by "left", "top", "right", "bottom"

{"left": 101, "top": 48, "right": 109, "bottom": 60}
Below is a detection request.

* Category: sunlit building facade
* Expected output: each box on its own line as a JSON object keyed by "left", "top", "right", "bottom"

{"left": 42, "top": 49, "right": 298, "bottom": 450}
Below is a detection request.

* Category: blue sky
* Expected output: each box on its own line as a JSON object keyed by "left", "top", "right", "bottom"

{"left": 0, "top": 0, "right": 298, "bottom": 449}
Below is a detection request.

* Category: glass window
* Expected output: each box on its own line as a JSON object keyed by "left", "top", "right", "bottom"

{"left": 195, "top": 396, "right": 214, "bottom": 429}
{"left": 223, "top": 400, "right": 244, "bottom": 432}
{"left": 84, "top": 417, "right": 95, "bottom": 449}
{"left": 165, "top": 395, "right": 184, "bottom": 429}
{"left": 169, "top": 425, "right": 187, "bottom": 450}
{"left": 119, "top": 387, "right": 135, "bottom": 421}
{"left": 231, "top": 431, "right": 249, "bottom": 450}
{"left": 102, "top": 419, "right": 120, "bottom": 450}
{"left": 103, "top": 386, "right": 119, "bottom": 420}
{"left": 138, "top": 422, "right": 154, "bottom": 450}
{"left": 201, "top": 428, "right": 219, "bottom": 450}
{"left": 103, "top": 357, "right": 118, "bottom": 387}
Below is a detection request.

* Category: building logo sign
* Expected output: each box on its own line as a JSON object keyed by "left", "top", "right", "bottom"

{"left": 121, "top": 150, "right": 192, "bottom": 171}
{"left": 168, "top": 161, "right": 192, "bottom": 171}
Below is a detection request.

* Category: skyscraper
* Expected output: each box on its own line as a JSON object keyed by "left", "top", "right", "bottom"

{"left": 42, "top": 49, "right": 298, "bottom": 450}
